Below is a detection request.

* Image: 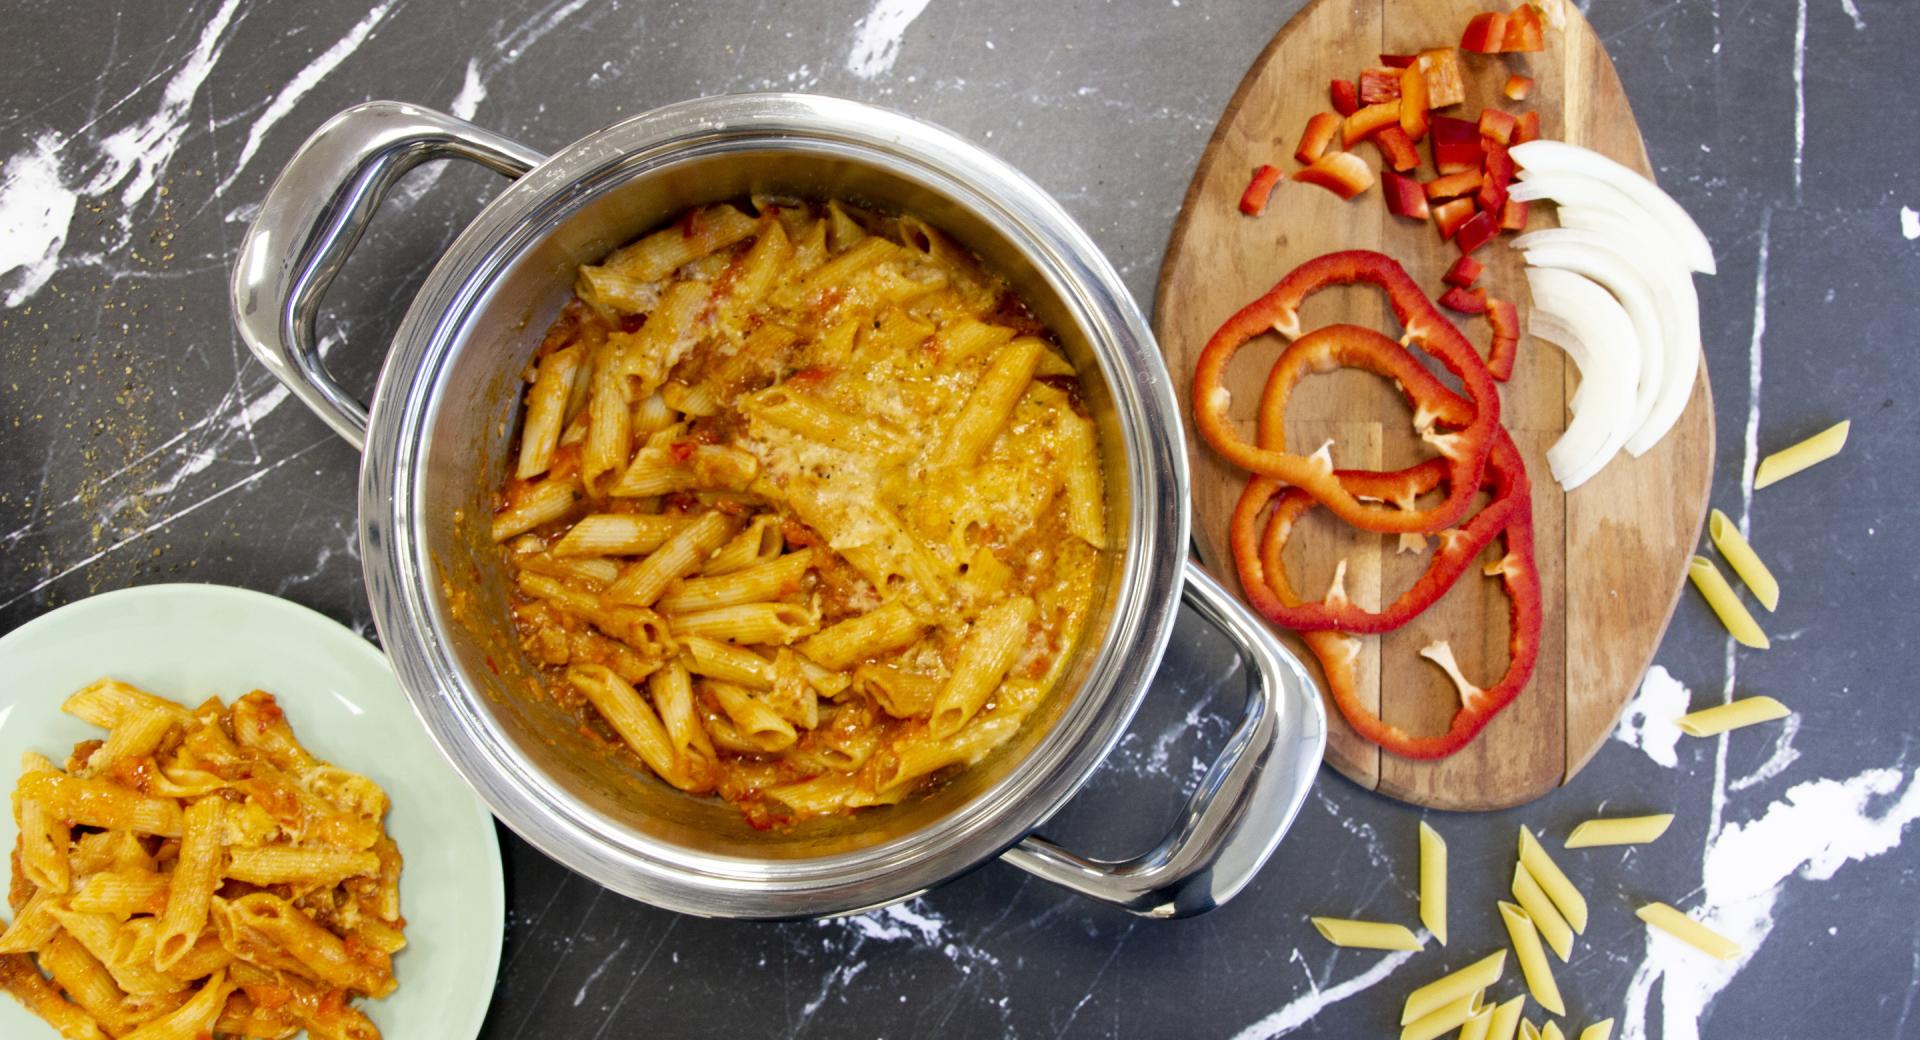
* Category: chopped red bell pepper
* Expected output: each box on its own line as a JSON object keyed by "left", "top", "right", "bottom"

{"left": 1454, "top": 210, "right": 1501, "bottom": 254}
{"left": 1478, "top": 108, "right": 1518, "bottom": 146}
{"left": 1430, "top": 115, "right": 1483, "bottom": 174}
{"left": 1359, "top": 67, "right": 1403, "bottom": 106}
{"left": 1399, "top": 64, "right": 1431, "bottom": 141}
{"left": 1291, "top": 152, "right": 1375, "bottom": 200}
{"left": 1373, "top": 126, "right": 1421, "bottom": 173}
{"left": 1444, "top": 255, "right": 1485, "bottom": 288}
{"left": 1330, "top": 78, "right": 1360, "bottom": 117}
{"left": 1502, "top": 3, "right": 1546, "bottom": 52}
{"left": 1192, "top": 252, "right": 1503, "bottom": 534}
{"left": 1382, "top": 170, "right": 1430, "bottom": 220}
{"left": 1513, "top": 110, "right": 1541, "bottom": 144}
{"left": 1499, "top": 197, "right": 1531, "bottom": 231}
{"left": 1504, "top": 74, "right": 1534, "bottom": 101}
{"left": 1379, "top": 53, "right": 1417, "bottom": 68}
{"left": 1432, "top": 197, "right": 1477, "bottom": 240}
{"left": 1342, "top": 100, "right": 1402, "bottom": 146}
{"left": 1479, "top": 140, "right": 1514, "bottom": 212}
{"left": 1239, "top": 164, "right": 1284, "bottom": 216}
{"left": 1440, "top": 285, "right": 1489, "bottom": 314}
{"left": 1416, "top": 48, "right": 1467, "bottom": 109}
{"left": 1424, "top": 169, "right": 1482, "bottom": 200}
{"left": 1294, "top": 112, "right": 1342, "bottom": 164}
{"left": 1461, "top": 11, "right": 1509, "bottom": 53}
{"left": 1486, "top": 296, "right": 1521, "bottom": 379}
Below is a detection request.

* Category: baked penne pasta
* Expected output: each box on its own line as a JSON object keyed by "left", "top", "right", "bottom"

{"left": 1564, "top": 813, "right": 1674, "bottom": 848}
{"left": 1517, "top": 827, "right": 1588, "bottom": 933}
{"left": 934, "top": 337, "right": 1043, "bottom": 468}
{"left": 552, "top": 513, "right": 690, "bottom": 558}
{"left": 929, "top": 597, "right": 1036, "bottom": 738}
{"left": 1636, "top": 902, "right": 1739, "bottom": 959}
{"left": 1687, "top": 555, "right": 1769, "bottom": 648}
{"left": 1674, "top": 696, "right": 1790, "bottom": 737}
{"left": 1499, "top": 901, "right": 1566, "bottom": 1016}
{"left": 1310, "top": 917, "right": 1423, "bottom": 950}
{"left": 1753, "top": 419, "right": 1848, "bottom": 489}
{"left": 1707, "top": 509, "right": 1779, "bottom": 611}
{"left": 1419, "top": 820, "right": 1448, "bottom": 946}
{"left": 656, "top": 549, "right": 814, "bottom": 613}
{"left": 605, "top": 510, "right": 739, "bottom": 606}
{"left": 797, "top": 600, "right": 926, "bottom": 671}
{"left": 154, "top": 798, "right": 224, "bottom": 971}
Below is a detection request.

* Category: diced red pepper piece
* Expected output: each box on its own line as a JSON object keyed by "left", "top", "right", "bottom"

{"left": 1486, "top": 297, "right": 1522, "bottom": 379}
{"left": 1487, "top": 296, "right": 1520, "bottom": 339}
{"left": 1331, "top": 79, "right": 1360, "bottom": 117}
{"left": 1294, "top": 112, "right": 1342, "bottom": 164}
{"left": 1439, "top": 286, "right": 1489, "bottom": 314}
{"left": 1430, "top": 115, "right": 1483, "bottom": 174}
{"left": 1502, "top": 3, "right": 1545, "bottom": 52}
{"left": 1291, "top": 152, "right": 1375, "bottom": 200}
{"left": 1239, "top": 164, "right": 1285, "bottom": 216}
{"left": 1424, "top": 169, "right": 1483, "bottom": 200}
{"left": 1342, "top": 100, "right": 1402, "bottom": 146}
{"left": 1505, "top": 74, "right": 1534, "bottom": 101}
{"left": 1455, "top": 210, "right": 1501, "bottom": 254}
{"left": 1373, "top": 126, "right": 1421, "bottom": 173}
{"left": 1359, "top": 67, "right": 1402, "bottom": 106}
{"left": 1478, "top": 140, "right": 1514, "bottom": 212}
{"left": 1416, "top": 48, "right": 1467, "bottom": 109}
{"left": 1478, "top": 108, "right": 1518, "bottom": 145}
{"left": 1444, "top": 255, "right": 1485, "bottom": 288}
{"left": 1379, "top": 53, "right": 1417, "bottom": 68}
{"left": 1382, "top": 170, "right": 1430, "bottom": 220}
{"left": 1399, "top": 64, "right": 1430, "bottom": 141}
{"left": 1461, "top": 11, "right": 1509, "bottom": 53}
{"left": 1433, "top": 198, "right": 1477, "bottom": 240}
{"left": 1499, "top": 198, "right": 1531, "bottom": 231}
{"left": 1513, "top": 110, "right": 1541, "bottom": 144}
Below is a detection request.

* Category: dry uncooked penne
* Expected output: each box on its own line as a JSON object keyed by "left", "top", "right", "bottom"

{"left": 1420, "top": 820, "right": 1448, "bottom": 946}
{"left": 1688, "top": 555, "right": 1769, "bottom": 649}
{"left": 1637, "top": 902, "right": 1740, "bottom": 959}
{"left": 1310, "top": 917, "right": 1423, "bottom": 951}
{"left": 1675, "top": 696, "right": 1790, "bottom": 737}
{"left": 1564, "top": 813, "right": 1674, "bottom": 849}
{"left": 1707, "top": 509, "right": 1779, "bottom": 611}
{"left": 1754, "top": 419, "right": 1848, "bottom": 489}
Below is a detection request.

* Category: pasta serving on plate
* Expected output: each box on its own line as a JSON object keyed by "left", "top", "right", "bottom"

{"left": 489, "top": 198, "right": 1109, "bottom": 826}
{"left": 0, "top": 679, "right": 403, "bottom": 1040}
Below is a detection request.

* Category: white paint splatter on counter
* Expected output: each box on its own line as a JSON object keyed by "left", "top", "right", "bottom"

{"left": 1614, "top": 665, "right": 1690, "bottom": 768}
{"left": 0, "top": 133, "right": 77, "bottom": 307}
{"left": 1840, "top": 0, "right": 1866, "bottom": 30}
{"left": 1728, "top": 713, "right": 1801, "bottom": 792}
{"left": 839, "top": 899, "right": 946, "bottom": 945}
{"left": 846, "top": 0, "right": 934, "bottom": 79}
{"left": 1227, "top": 948, "right": 1421, "bottom": 1040}
{"left": 1621, "top": 764, "right": 1920, "bottom": 1040}
{"left": 1902, "top": 206, "right": 1919, "bottom": 240}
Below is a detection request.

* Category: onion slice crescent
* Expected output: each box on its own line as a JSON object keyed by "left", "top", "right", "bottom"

{"left": 1524, "top": 268, "right": 1639, "bottom": 490}
{"left": 1508, "top": 140, "right": 1717, "bottom": 275}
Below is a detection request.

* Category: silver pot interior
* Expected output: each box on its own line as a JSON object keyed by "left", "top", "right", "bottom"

{"left": 404, "top": 136, "right": 1157, "bottom": 866}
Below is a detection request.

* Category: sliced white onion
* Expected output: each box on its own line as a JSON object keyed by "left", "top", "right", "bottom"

{"left": 1509, "top": 140, "right": 1717, "bottom": 275}
{"left": 1511, "top": 229, "right": 1666, "bottom": 441}
{"left": 1514, "top": 226, "right": 1701, "bottom": 456}
{"left": 1524, "top": 268, "right": 1639, "bottom": 490}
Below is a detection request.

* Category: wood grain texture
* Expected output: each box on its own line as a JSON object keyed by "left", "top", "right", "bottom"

{"left": 1152, "top": 0, "right": 1714, "bottom": 810}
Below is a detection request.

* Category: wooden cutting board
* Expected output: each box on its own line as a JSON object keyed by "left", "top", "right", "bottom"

{"left": 1153, "top": 0, "right": 1714, "bottom": 809}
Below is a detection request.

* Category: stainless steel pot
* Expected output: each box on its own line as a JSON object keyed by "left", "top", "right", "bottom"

{"left": 231, "top": 95, "right": 1325, "bottom": 919}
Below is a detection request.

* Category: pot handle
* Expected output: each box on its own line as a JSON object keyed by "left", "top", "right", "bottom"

{"left": 229, "top": 101, "right": 545, "bottom": 450}
{"left": 1000, "top": 559, "right": 1327, "bottom": 918}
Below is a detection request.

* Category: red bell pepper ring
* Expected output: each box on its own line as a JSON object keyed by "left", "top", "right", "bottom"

{"left": 1443, "top": 255, "right": 1485, "bottom": 288}
{"left": 1330, "top": 78, "right": 1360, "bottom": 117}
{"left": 1229, "top": 327, "right": 1529, "bottom": 634}
{"left": 1440, "top": 286, "right": 1489, "bottom": 315}
{"left": 1239, "top": 164, "right": 1284, "bottom": 216}
{"left": 1193, "top": 254, "right": 1502, "bottom": 534}
{"left": 1232, "top": 442, "right": 1542, "bottom": 759}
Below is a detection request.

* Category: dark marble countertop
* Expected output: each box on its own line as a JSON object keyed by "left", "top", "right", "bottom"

{"left": 3, "top": 1, "right": 1916, "bottom": 1037}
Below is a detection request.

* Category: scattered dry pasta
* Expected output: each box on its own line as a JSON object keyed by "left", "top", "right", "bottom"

{"left": 1310, "top": 917, "right": 1423, "bottom": 951}
{"left": 1674, "top": 696, "right": 1790, "bottom": 738}
{"left": 1754, "top": 419, "right": 1848, "bottom": 489}
{"left": 1564, "top": 814, "right": 1674, "bottom": 849}
{"left": 0, "top": 679, "right": 403, "bottom": 1039}
{"left": 1707, "top": 510, "right": 1779, "bottom": 611}
{"left": 1687, "top": 555, "right": 1769, "bottom": 648}
{"left": 492, "top": 199, "right": 1108, "bottom": 826}
{"left": 1419, "top": 820, "right": 1448, "bottom": 946}
{"left": 1636, "top": 902, "right": 1740, "bottom": 960}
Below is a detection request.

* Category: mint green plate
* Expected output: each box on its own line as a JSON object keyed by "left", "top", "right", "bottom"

{"left": 0, "top": 584, "right": 503, "bottom": 1039}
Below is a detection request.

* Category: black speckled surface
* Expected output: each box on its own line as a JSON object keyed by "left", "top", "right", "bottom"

{"left": 3, "top": 2, "right": 1918, "bottom": 1037}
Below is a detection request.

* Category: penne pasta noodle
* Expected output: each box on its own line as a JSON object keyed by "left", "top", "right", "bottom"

{"left": 1400, "top": 992, "right": 1482, "bottom": 1040}
{"left": 1636, "top": 902, "right": 1740, "bottom": 960}
{"left": 1512, "top": 863, "right": 1574, "bottom": 962}
{"left": 1420, "top": 820, "right": 1448, "bottom": 946}
{"left": 650, "top": 660, "right": 716, "bottom": 766}
{"left": 1707, "top": 509, "right": 1779, "bottom": 611}
{"left": 17, "top": 753, "right": 70, "bottom": 894}
{"left": 1520, "top": 1021, "right": 1543, "bottom": 1040}
{"left": 552, "top": 513, "right": 691, "bottom": 557}
{"left": 225, "top": 846, "right": 382, "bottom": 886}
{"left": 155, "top": 798, "right": 224, "bottom": 971}
{"left": 1674, "top": 696, "right": 1790, "bottom": 738}
{"left": 1753, "top": 419, "right": 1848, "bottom": 489}
{"left": 797, "top": 600, "right": 927, "bottom": 671}
{"left": 1517, "top": 827, "right": 1588, "bottom": 933}
{"left": 1309, "top": 917, "right": 1423, "bottom": 951}
{"left": 1687, "top": 555, "right": 1769, "bottom": 649}
{"left": 1576, "top": 1020, "right": 1614, "bottom": 1040}
{"left": 1056, "top": 407, "right": 1107, "bottom": 549}
{"left": 934, "top": 337, "right": 1044, "bottom": 469}
{"left": 604, "top": 204, "right": 759, "bottom": 282}
{"left": 1401, "top": 950, "right": 1504, "bottom": 1025}
{"left": 1486, "top": 995, "right": 1526, "bottom": 1040}
{"left": 1540, "top": 1023, "right": 1566, "bottom": 1040}
{"left": 930, "top": 597, "right": 1036, "bottom": 738}
{"left": 16, "top": 773, "right": 182, "bottom": 837}
{"left": 666, "top": 602, "right": 818, "bottom": 646}
{"left": 60, "top": 679, "right": 192, "bottom": 730}
{"left": 1499, "top": 901, "right": 1566, "bottom": 1016}
{"left": 1460, "top": 1008, "right": 1495, "bottom": 1040}
{"left": 69, "top": 868, "right": 170, "bottom": 917}
{"left": 657, "top": 549, "right": 814, "bottom": 614}
{"left": 605, "top": 511, "right": 738, "bottom": 606}
{"left": 708, "top": 681, "right": 798, "bottom": 752}
{"left": 491, "top": 475, "right": 580, "bottom": 542}
{"left": 517, "top": 343, "right": 587, "bottom": 479}
{"left": 1564, "top": 813, "right": 1674, "bottom": 849}
{"left": 568, "top": 665, "right": 683, "bottom": 786}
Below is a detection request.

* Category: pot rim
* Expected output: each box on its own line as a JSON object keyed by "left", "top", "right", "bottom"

{"left": 357, "top": 93, "right": 1189, "bottom": 917}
